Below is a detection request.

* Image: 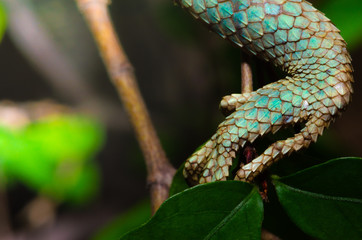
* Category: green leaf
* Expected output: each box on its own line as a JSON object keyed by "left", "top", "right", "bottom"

{"left": 169, "top": 163, "right": 189, "bottom": 196}
{"left": 275, "top": 157, "right": 362, "bottom": 198}
{"left": 273, "top": 157, "right": 362, "bottom": 239}
{"left": 93, "top": 201, "right": 151, "bottom": 240}
{"left": 121, "top": 181, "right": 263, "bottom": 240}
{"left": 263, "top": 183, "right": 311, "bottom": 240}
{"left": 0, "top": 2, "right": 6, "bottom": 42}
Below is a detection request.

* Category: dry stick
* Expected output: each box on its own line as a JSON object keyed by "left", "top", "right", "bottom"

{"left": 76, "top": 0, "right": 175, "bottom": 214}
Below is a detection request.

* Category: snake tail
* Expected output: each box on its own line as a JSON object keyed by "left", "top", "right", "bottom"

{"left": 178, "top": 0, "right": 353, "bottom": 183}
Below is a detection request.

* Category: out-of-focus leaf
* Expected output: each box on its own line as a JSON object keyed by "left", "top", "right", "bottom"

{"left": 0, "top": 115, "right": 104, "bottom": 204}
{"left": 0, "top": 2, "right": 6, "bottom": 42}
{"left": 121, "top": 181, "right": 263, "bottom": 240}
{"left": 93, "top": 201, "right": 151, "bottom": 240}
{"left": 273, "top": 157, "right": 362, "bottom": 239}
{"left": 319, "top": 0, "right": 362, "bottom": 49}
{"left": 154, "top": 2, "right": 200, "bottom": 43}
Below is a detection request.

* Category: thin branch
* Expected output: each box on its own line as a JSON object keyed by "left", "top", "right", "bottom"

{"left": 75, "top": 0, "right": 175, "bottom": 214}
{"left": 241, "top": 62, "right": 253, "bottom": 94}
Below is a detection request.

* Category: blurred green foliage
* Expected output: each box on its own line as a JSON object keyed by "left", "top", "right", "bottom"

{"left": 0, "top": 115, "right": 104, "bottom": 204}
{"left": 0, "top": 2, "right": 6, "bottom": 42}
{"left": 319, "top": 0, "right": 362, "bottom": 49}
{"left": 93, "top": 201, "right": 151, "bottom": 240}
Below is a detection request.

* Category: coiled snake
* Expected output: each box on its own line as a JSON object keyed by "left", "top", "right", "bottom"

{"left": 177, "top": 0, "right": 353, "bottom": 184}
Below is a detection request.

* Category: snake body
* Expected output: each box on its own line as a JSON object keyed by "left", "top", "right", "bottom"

{"left": 178, "top": 0, "right": 353, "bottom": 183}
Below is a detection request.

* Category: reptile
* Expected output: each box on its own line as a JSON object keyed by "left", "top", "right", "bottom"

{"left": 176, "top": 0, "right": 354, "bottom": 184}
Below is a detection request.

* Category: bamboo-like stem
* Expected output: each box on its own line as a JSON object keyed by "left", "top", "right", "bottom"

{"left": 75, "top": 0, "right": 175, "bottom": 214}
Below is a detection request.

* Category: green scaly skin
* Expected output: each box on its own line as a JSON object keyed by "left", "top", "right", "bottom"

{"left": 177, "top": 0, "right": 354, "bottom": 184}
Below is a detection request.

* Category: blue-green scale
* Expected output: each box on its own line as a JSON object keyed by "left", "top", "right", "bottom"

{"left": 245, "top": 108, "right": 258, "bottom": 120}
{"left": 247, "top": 5, "right": 265, "bottom": 22}
{"left": 231, "top": 0, "right": 249, "bottom": 11}
{"left": 274, "top": 29, "right": 288, "bottom": 44}
{"left": 192, "top": 0, "right": 206, "bottom": 14}
{"left": 220, "top": 19, "right": 237, "bottom": 35}
{"left": 265, "top": 3, "right": 280, "bottom": 16}
{"left": 283, "top": 2, "right": 302, "bottom": 16}
{"left": 278, "top": 14, "right": 295, "bottom": 30}
{"left": 233, "top": 11, "right": 248, "bottom": 28}
{"left": 268, "top": 98, "right": 282, "bottom": 112}
{"left": 218, "top": 2, "right": 234, "bottom": 18}
{"left": 257, "top": 109, "right": 271, "bottom": 122}
{"left": 248, "top": 22, "right": 264, "bottom": 39}
{"left": 247, "top": 121, "right": 260, "bottom": 133}
{"left": 206, "top": 7, "right": 220, "bottom": 23}
{"left": 282, "top": 102, "right": 293, "bottom": 115}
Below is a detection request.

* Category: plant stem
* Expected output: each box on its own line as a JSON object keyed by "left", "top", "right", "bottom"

{"left": 75, "top": 0, "right": 175, "bottom": 214}
{"left": 241, "top": 62, "right": 253, "bottom": 94}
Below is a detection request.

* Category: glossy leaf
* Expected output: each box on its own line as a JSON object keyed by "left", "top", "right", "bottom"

{"left": 263, "top": 183, "right": 311, "bottom": 240}
{"left": 121, "top": 181, "right": 263, "bottom": 240}
{"left": 273, "top": 157, "right": 362, "bottom": 239}
{"left": 169, "top": 163, "right": 189, "bottom": 196}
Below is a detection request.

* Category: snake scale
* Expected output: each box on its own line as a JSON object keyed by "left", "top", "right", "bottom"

{"left": 177, "top": 0, "right": 354, "bottom": 184}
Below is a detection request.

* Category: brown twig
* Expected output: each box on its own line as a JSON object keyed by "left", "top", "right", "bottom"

{"left": 241, "top": 61, "right": 253, "bottom": 94}
{"left": 75, "top": 0, "right": 175, "bottom": 214}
